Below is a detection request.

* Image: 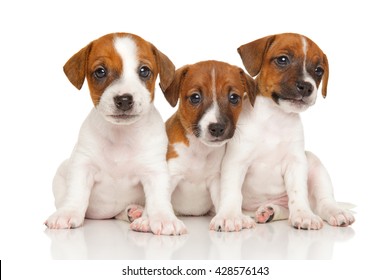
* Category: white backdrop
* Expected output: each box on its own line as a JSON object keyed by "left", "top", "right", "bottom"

{"left": 1, "top": 0, "right": 389, "bottom": 278}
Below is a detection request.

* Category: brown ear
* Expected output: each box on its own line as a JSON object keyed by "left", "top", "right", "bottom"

{"left": 160, "top": 66, "right": 188, "bottom": 107}
{"left": 237, "top": 35, "right": 276, "bottom": 77}
{"left": 63, "top": 43, "right": 92, "bottom": 90}
{"left": 152, "top": 45, "right": 176, "bottom": 93}
{"left": 240, "top": 69, "right": 257, "bottom": 106}
{"left": 321, "top": 53, "right": 329, "bottom": 98}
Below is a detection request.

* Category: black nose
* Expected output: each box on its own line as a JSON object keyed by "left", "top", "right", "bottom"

{"left": 208, "top": 123, "right": 226, "bottom": 137}
{"left": 114, "top": 94, "right": 133, "bottom": 111}
{"left": 296, "top": 81, "right": 314, "bottom": 97}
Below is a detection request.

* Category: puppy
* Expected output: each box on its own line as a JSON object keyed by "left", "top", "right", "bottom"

{"left": 211, "top": 33, "right": 355, "bottom": 231}
{"left": 162, "top": 60, "right": 256, "bottom": 220}
{"left": 45, "top": 33, "right": 186, "bottom": 235}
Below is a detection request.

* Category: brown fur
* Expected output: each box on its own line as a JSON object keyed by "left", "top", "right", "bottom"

{"left": 161, "top": 60, "right": 256, "bottom": 160}
{"left": 63, "top": 33, "right": 175, "bottom": 106}
{"left": 238, "top": 33, "right": 329, "bottom": 99}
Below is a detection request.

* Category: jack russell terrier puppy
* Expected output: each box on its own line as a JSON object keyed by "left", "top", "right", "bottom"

{"left": 210, "top": 33, "right": 355, "bottom": 231}
{"left": 162, "top": 60, "right": 257, "bottom": 219}
{"left": 45, "top": 33, "right": 187, "bottom": 235}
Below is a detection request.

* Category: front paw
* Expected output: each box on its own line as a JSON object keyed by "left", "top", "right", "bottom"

{"left": 210, "top": 214, "right": 255, "bottom": 232}
{"left": 130, "top": 215, "right": 187, "bottom": 235}
{"left": 45, "top": 209, "right": 84, "bottom": 229}
{"left": 130, "top": 217, "right": 151, "bottom": 233}
{"left": 326, "top": 209, "right": 355, "bottom": 227}
{"left": 289, "top": 210, "right": 323, "bottom": 230}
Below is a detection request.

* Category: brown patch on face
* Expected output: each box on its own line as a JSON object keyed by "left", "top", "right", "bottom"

{"left": 87, "top": 34, "right": 123, "bottom": 105}
{"left": 124, "top": 33, "right": 175, "bottom": 102}
{"left": 212, "top": 62, "right": 256, "bottom": 139}
{"left": 63, "top": 33, "right": 175, "bottom": 106}
{"left": 264, "top": 34, "right": 301, "bottom": 99}
{"left": 303, "top": 36, "right": 329, "bottom": 98}
{"left": 238, "top": 33, "right": 329, "bottom": 100}
{"left": 130, "top": 34, "right": 159, "bottom": 102}
{"left": 163, "top": 60, "right": 256, "bottom": 147}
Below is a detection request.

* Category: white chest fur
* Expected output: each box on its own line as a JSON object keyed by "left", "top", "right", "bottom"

{"left": 227, "top": 96, "right": 306, "bottom": 210}
{"left": 169, "top": 134, "right": 226, "bottom": 215}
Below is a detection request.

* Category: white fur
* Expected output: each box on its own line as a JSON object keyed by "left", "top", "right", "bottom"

{"left": 97, "top": 37, "right": 152, "bottom": 125}
{"left": 169, "top": 134, "right": 224, "bottom": 216}
{"left": 211, "top": 39, "right": 355, "bottom": 231}
{"left": 45, "top": 36, "right": 186, "bottom": 235}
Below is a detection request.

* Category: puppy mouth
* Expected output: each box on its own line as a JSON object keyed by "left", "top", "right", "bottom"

{"left": 209, "top": 138, "right": 226, "bottom": 143}
{"left": 202, "top": 138, "right": 228, "bottom": 147}
{"left": 272, "top": 93, "right": 308, "bottom": 105}
{"left": 108, "top": 114, "right": 139, "bottom": 121}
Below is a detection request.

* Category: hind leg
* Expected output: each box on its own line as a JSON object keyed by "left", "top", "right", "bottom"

{"left": 115, "top": 204, "right": 144, "bottom": 223}
{"left": 255, "top": 195, "right": 289, "bottom": 223}
{"left": 306, "top": 151, "right": 355, "bottom": 227}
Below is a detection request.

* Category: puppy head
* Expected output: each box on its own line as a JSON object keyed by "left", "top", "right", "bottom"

{"left": 63, "top": 32, "right": 175, "bottom": 125}
{"left": 238, "top": 33, "right": 329, "bottom": 113}
{"left": 162, "top": 60, "right": 256, "bottom": 147}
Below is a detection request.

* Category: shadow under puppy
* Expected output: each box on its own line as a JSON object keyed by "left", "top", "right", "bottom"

{"left": 162, "top": 60, "right": 257, "bottom": 221}
{"left": 45, "top": 33, "right": 186, "bottom": 235}
{"left": 211, "top": 33, "right": 355, "bottom": 231}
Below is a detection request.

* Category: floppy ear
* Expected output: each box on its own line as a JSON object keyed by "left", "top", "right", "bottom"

{"left": 159, "top": 66, "right": 188, "bottom": 107}
{"left": 152, "top": 45, "right": 176, "bottom": 93}
{"left": 237, "top": 35, "right": 276, "bottom": 77}
{"left": 240, "top": 69, "right": 257, "bottom": 106}
{"left": 321, "top": 53, "right": 329, "bottom": 98}
{"left": 63, "top": 43, "right": 92, "bottom": 90}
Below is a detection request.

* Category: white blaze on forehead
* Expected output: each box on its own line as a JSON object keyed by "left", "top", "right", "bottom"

{"left": 114, "top": 36, "right": 138, "bottom": 81}
{"left": 111, "top": 36, "right": 152, "bottom": 103}
{"left": 198, "top": 67, "right": 220, "bottom": 134}
{"left": 300, "top": 36, "right": 316, "bottom": 87}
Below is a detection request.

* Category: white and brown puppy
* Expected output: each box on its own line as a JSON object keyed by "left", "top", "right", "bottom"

{"left": 211, "top": 33, "right": 355, "bottom": 231}
{"left": 162, "top": 60, "right": 256, "bottom": 220}
{"left": 45, "top": 33, "right": 186, "bottom": 235}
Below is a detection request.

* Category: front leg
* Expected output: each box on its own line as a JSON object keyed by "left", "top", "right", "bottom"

{"left": 131, "top": 172, "right": 187, "bottom": 235}
{"left": 210, "top": 159, "right": 255, "bottom": 232}
{"left": 45, "top": 159, "right": 94, "bottom": 229}
{"left": 208, "top": 175, "right": 221, "bottom": 215}
{"left": 284, "top": 156, "right": 323, "bottom": 230}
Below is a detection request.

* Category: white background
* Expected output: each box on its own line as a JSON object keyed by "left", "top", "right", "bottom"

{"left": 1, "top": 0, "right": 389, "bottom": 279}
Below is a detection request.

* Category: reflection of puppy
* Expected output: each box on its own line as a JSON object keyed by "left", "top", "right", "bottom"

{"left": 45, "top": 220, "right": 189, "bottom": 259}
{"left": 45, "top": 33, "right": 186, "bottom": 235}
{"left": 212, "top": 33, "right": 355, "bottom": 231}
{"left": 162, "top": 61, "right": 256, "bottom": 218}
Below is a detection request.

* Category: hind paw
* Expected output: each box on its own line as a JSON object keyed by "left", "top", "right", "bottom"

{"left": 255, "top": 206, "right": 275, "bottom": 223}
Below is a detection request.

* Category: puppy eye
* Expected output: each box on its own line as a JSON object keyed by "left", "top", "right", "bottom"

{"left": 139, "top": 66, "right": 151, "bottom": 79}
{"left": 275, "top": 55, "right": 290, "bottom": 66}
{"left": 229, "top": 93, "right": 241, "bottom": 105}
{"left": 315, "top": 66, "right": 324, "bottom": 77}
{"left": 94, "top": 66, "right": 107, "bottom": 79}
{"left": 189, "top": 93, "right": 202, "bottom": 105}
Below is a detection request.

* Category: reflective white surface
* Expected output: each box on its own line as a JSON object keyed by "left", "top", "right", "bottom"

{"left": 45, "top": 216, "right": 355, "bottom": 260}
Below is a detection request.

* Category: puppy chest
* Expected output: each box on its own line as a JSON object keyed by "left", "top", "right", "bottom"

{"left": 170, "top": 145, "right": 223, "bottom": 184}
{"left": 185, "top": 157, "right": 219, "bottom": 183}
{"left": 245, "top": 161, "right": 285, "bottom": 190}
{"left": 98, "top": 142, "right": 144, "bottom": 177}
